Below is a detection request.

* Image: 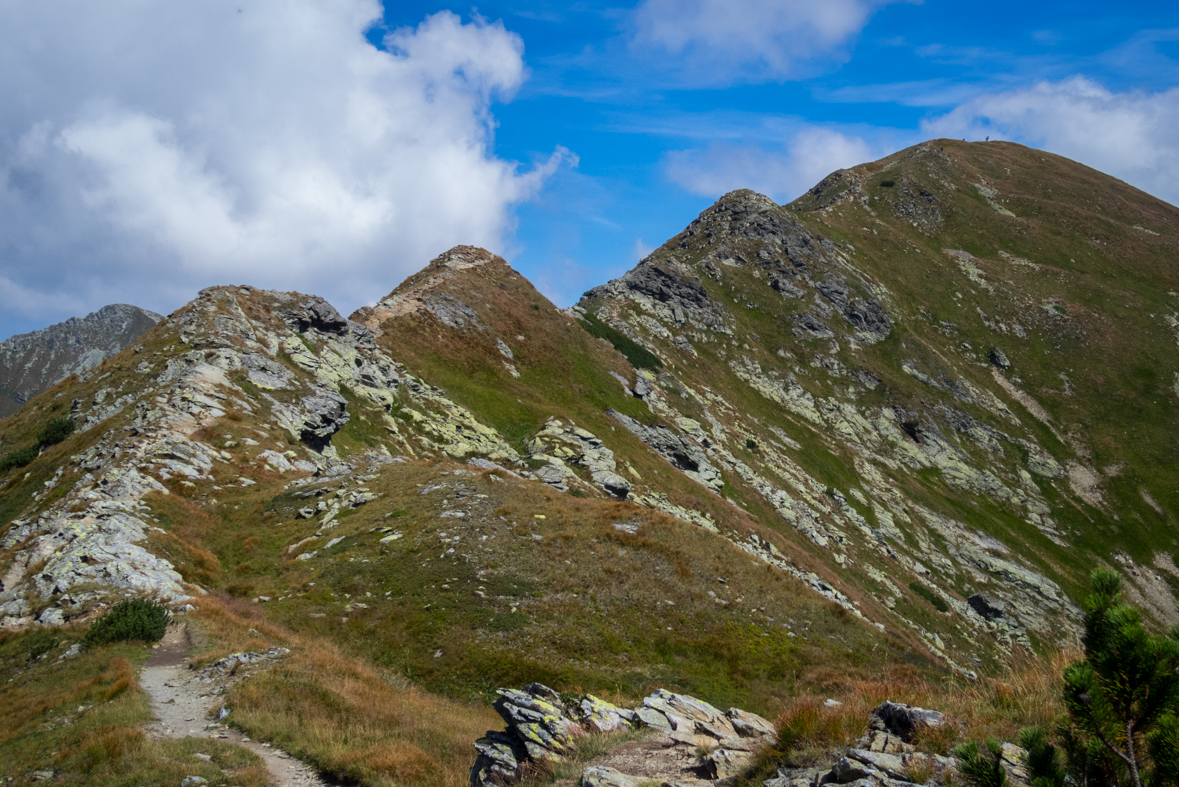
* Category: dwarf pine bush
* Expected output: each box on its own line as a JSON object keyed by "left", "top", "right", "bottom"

{"left": 82, "top": 598, "right": 170, "bottom": 647}
{"left": 37, "top": 416, "right": 75, "bottom": 446}
{"left": 958, "top": 569, "right": 1179, "bottom": 787}
{"left": 0, "top": 445, "right": 39, "bottom": 472}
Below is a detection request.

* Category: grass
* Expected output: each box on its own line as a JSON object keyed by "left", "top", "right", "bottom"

{"left": 190, "top": 593, "right": 499, "bottom": 787}
{"left": 2, "top": 138, "right": 1176, "bottom": 786}
{"left": 577, "top": 312, "right": 663, "bottom": 370}
{"left": 768, "top": 648, "right": 1070, "bottom": 768}
{"left": 0, "top": 626, "right": 269, "bottom": 787}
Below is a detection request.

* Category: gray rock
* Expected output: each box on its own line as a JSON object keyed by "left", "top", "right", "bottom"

{"left": 703, "top": 747, "right": 758, "bottom": 780}
{"left": 989, "top": 347, "right": 1011, "bottom": 369}
{"left": 180, "top": 777, "right": 209, "bottom": 787}
{"left": 527, "top": 419, "right": 631, "bottom": 498}
{"left": 297, "top": 388, "right": 350, "bottom": 451}
{"left": 635, "top": 706, "right": 673, "bottom": 730}
{"left": 869, "top": 702, "right": 946, "bottom": 742}
{"left": 727, "top": 707, "right": 776, "bottom": 738}
{"left": 423, "top": 294, "right": 486, "bottom": 330}
{"left": 830, "top": 758, "right": 877, "bottom": 783}
{"left": 633, "top": 374, "right": 652, "bottom": 398}
{"left": 257, "top": 450, "right": 295, "bottom": 473}
{"left": 608, "top": 412, "right": 724, "bottom": 493}
{"left": 595, "top": 470, "right": 632, "bottom": 499}
{"left": 967, "top": 592, "right": 1008, "bottom": 621}
{"left": 794, "top": 312, "right": 834, "bottom": 339}
{"left": 580, "top": 766, "right": 646, "bottom": 787}
{"left": 493, "top": 686, "right": 581, "bottom": 760}
{"left": 643, "top": 689, "right": 728, "bottom": 727}
{"left": 816, "top": 279, "right": 890, "bottom": 344}
{"left": 279, "top": 297, "right": 350, "bottom": 335}
{"left": 846, "top": 749, "right": 906, "bottom": 780}
{"left": 471, "top": 730, "right": 528, "bottom": 787}
{"left": 533, "top": 462, "right": 572, "bottom": 491}
{"left": 580, "top": 260, "right": 733, "bottom": 334}
{"left": 577, "top": 694, "right": 635, "bottom": 732}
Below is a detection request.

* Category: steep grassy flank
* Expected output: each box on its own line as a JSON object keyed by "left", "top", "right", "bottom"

{"left": 353, "top": 249, "right": 655, "bottom": 453}
{"left": 790, "top": 139, "right": 1179, "bottom": 568}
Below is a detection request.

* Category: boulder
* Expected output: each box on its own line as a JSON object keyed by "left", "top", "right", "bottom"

{"left": 636, "top": 706, "right": 673, "bottom": 730}
{"left": 830, "top": 757, "right": 877, "bottom": 783}
{"left": 868, "top": 702, "right": 946, "bottom": 742}
{"left": 988, "top": 347, "right": 1011, "bottom": 369}
{"left": 701, "top": 747, "right": 756, "bottom": 780}
{"left": 967, "top": 592, "right": 1008, "bottom": 621}
{"left": 727, "top": 707, "right": 776, "bottom": 738}
{"left": 846, "top": 749, "right": 907, "bottom": 780}
{"left": 470, "top": 730, "right": 528, "bottom": 787}
{"left": 472, "top": 683, "right": 773, "bottom": 786}
{"left": 493, "top": 685, "right": 582, "bottom": 760}
{"left": 580, "top": 766, "right": 647, "bottom": 787}
{"left": 577, "top": 694, "right": 636, "bottom": 733}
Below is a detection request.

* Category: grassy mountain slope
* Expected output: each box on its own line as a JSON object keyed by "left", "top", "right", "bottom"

{"left": 788, "top": 139, "right": 1179, "bottom": 596}
{"left": 573, "top": 140, "right": 1179, "bottom": 677}
{"left": 1, "top": 140, "right": 1176, "bottom": 786}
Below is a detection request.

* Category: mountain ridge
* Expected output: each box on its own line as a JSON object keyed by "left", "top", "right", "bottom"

{"left": 1, "top": 137, "right": 1178, "bottom": 786}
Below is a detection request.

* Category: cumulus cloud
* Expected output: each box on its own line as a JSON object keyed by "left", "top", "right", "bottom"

{"left": 0, "top": 1, "right": 567, "bottom": 334}
{"left": 666, "top": 128, "right": 876, "bottom": 202}
{"left": 925, "top": 77, "right": 1179, "bottom": 206}
{"left": 631, "top": 0, "right": 899, "bottom": 81}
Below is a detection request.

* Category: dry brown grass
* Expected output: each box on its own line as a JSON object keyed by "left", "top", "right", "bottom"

{"left": 774, "top": 649, "right": 1072, "bottom": 762}
{"left": 0, "top": 630, "right": 270, "bottom": 786}
{"left": 192, "top": 594, "right": 499, "bottom": 787}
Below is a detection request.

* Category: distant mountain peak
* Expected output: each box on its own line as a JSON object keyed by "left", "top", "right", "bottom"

{"left": 352, "top": 245, "right": 509, "bottom": 334}
{"left": 0, "top": 303, "right": 162, "bottom": 417}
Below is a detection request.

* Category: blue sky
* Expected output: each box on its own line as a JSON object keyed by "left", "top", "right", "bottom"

{"left": 1, "top": 0, "right": 1177, "bottom": 339}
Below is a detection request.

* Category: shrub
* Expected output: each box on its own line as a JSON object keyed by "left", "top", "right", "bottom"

{"left": 577, "top": 312, "right": 663, "bottom": 370}
{"left": 0, "top": 445, "right": 39, "bottom": 472}
{"left": 37, "top": 416, "right": 76, "bottom": 447}
{"left": 83, "top": 598, "right": 170, "bottom": 648}
{"left": 1018, "top": 726, "right": 1065, "bottom": 787}
{"left": 955, "top": 739, "right": 1008, "bottom": 787}
{"left": 1058, "top": 568, "right": 1179, "bottom": 787}
{"left": 880, "top": 179, "right": 896, "bottom": 188}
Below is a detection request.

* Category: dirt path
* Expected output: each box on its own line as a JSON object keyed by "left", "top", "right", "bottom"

{"left": 140, "top": 623, "right": 329, "bottom": 787}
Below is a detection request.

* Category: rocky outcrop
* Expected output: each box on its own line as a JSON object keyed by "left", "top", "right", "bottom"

{"left": 470, "top": 684, "right": 776, "bottom": 787}
{"left": 527, "top": 418, "right": 631, "bottom": 499}
{"left": 0, "top": 303, "right": 161, "bottom": 417}
{"left": 0, "top": 285, "right": 524, "bottom": 628}
{"left": 581, "top": 261, "right": 734, "bottom": 335}
{"left": 351, "top": 246, "right": 501, "bottom": 335}
{"left": 608, "top": 411, "right": 723, "bottom": 493}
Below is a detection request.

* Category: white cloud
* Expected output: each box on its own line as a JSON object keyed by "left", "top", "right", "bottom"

{"left": 632, "top": 238, "right": 656, "bottom": 262}
{"left": 0, "top": 1, "right": 568, "bottom": 332}
{"left": 631, "top": 0, "right": 900, "bottom": 80}
{"left": 925, "top": 77, "right": 1179, "bottom": 206}
{"left": 666, "top": 128, "right": 876, "bottom": 202}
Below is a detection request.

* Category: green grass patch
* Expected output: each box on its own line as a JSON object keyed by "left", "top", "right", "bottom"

{"left": 909, "top": 582, "right": 949, "bottom": 614}
{"left": 577, "top": 313, "right": 663, "bottom": 370}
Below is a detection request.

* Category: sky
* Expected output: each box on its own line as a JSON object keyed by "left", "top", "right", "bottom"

{"left": 1, "top": 0, "right": 1177, "bottom": 340}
